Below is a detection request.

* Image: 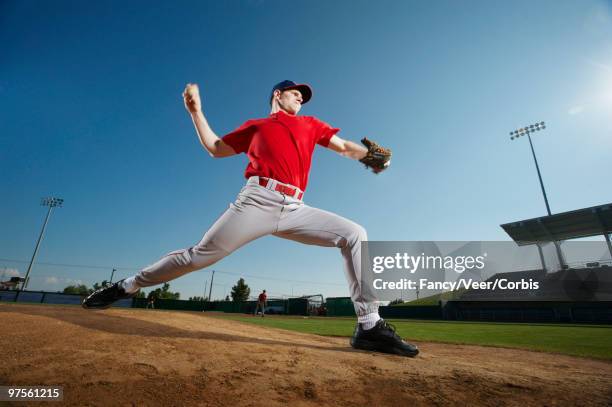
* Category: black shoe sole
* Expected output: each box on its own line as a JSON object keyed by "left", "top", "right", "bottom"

{"left": 81, "top": 291, "right": 136, "bottom": 310}
{"left": 81, "top": 302, "right": 113, "bottom": 310}
{"left": 350, "top": 338, "right": 419, "bottom": 357}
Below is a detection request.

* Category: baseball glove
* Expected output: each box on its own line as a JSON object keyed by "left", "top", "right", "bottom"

{"left": 359, "top": 137, "right": 392, "bottom": 174}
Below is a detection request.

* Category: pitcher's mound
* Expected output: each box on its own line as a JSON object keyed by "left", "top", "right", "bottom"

{"left": 1, "top": 304, "right": 610, "bottom": 406}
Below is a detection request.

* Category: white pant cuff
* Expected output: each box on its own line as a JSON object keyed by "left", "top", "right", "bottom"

{"left": 357, "top": 312, "right": 381, "bottom": 330}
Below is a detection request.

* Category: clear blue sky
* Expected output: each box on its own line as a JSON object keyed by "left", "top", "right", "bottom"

{"left": 1, "top": 0, "right": 611, "bottom": 300}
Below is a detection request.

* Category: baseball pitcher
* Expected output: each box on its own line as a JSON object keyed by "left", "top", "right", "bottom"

{"left": 83, "top": 80, "right": 417, "bottom": 357}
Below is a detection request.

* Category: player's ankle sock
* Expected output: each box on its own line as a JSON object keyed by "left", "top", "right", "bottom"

{"left": 358, "top": 312, "right": 381, "bottom": 330}
{"left": 121, "top": 276, "right": 139, "bottom": 294}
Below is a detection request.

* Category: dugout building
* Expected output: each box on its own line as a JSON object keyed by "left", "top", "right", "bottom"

{"left": 444, "top": 202, "right": 612, "bottom": 323}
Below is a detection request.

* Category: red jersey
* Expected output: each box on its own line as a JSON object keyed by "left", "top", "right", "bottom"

{"left": 221, "top": 110, "right": 339, "bottom": 191}
{"left": 258, "top": 293, "right": 267, "bottom": 302}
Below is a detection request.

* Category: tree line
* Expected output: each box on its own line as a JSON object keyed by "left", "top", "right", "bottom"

{"left": 62, "top": 281, "right": 179, "bottom": 300}
{"left": 63, "top": 277, "right": 253, "bottom": 302}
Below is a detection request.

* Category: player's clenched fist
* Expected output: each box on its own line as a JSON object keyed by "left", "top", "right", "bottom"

{"left": 183, "top": 83, "right": 202, "bottom": 114}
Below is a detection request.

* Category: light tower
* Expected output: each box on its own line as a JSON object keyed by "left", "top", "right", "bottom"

{"left": 23, "top": 197, "right": 64, "bottom": 289}
{"left": 509, "top": 121, "right": 551, "bottom": 215}
{"left": 509, "top": 122, "right": 565, "bottom": 270}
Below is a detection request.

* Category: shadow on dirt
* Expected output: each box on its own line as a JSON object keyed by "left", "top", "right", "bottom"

{"left": 0, "top": 305, "right": 356, "bottom": 354}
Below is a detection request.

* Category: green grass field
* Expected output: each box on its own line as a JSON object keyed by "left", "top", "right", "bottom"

{"left": 207, "top": 313, "right": 612, "bottom": 360}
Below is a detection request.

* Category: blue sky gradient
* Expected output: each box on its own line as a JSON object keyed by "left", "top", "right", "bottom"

{"left": 1, "top": 0, "right": 611, "bottom": 300}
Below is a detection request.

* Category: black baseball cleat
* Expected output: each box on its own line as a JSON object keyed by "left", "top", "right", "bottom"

{"left": 82, "top": 279, "right": 137, "bottom": 310}
{"left": 350, "top": 319, "right": 419, "bottom": 357}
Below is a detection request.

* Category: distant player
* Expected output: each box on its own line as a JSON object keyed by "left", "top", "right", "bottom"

{"left": 254, "top": 289, "right": 267, "bottom": 317}
{"left": 83, "top": 80, "right": 417, "bottom": 357}
{"left": 146, "top": 292, "right": 156, "bottom": 309}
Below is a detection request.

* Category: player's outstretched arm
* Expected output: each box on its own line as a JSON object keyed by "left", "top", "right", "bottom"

{"left": 183, "top": 83, "right": 237, "bottom": 158}
{"left": 327, "top": 135, "right": 391, "bottom": 174}
{"left": 326, "top": 135, "right": 368, "bottom": 160}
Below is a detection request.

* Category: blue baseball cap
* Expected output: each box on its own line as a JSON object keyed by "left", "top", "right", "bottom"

{"left": 269, "top": 80, "right": 312, "bottom": 105}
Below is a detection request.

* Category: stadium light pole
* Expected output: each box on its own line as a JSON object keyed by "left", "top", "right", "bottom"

{"left": 23, "top": 197, "right": 64, "bottom": 290}
{"left": 509, "top": 123, "right": 566, "bottom": 270}
{"left": 509, "top": 122, "right": 551, "bottom": 216}
{"left": 208, "top": 270, "right": 215, "bottom": 302}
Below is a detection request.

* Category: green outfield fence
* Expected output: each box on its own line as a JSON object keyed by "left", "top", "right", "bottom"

{"left": 442, "top": 300, "right": 612, "bottom": 323}
{"left": 2, "top": 290, "right": 611, "bottom": 323}
{"left": 381, "top": 304, "right": 443, "bottom": 319}
{"left": 325, "top": 297, "right": 356, "bottom": 316}
{"left": 0, "top": 290, "right": 310, "bottom": 315}
{"left": 133, "top": 297, "right": 310, "bottom": 314}
{"left": 133, "top": 297, "right": 204, "bottom": 311}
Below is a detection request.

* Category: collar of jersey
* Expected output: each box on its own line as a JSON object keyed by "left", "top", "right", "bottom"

{"left": 270, "top": 110, "right": 298, "bottom": 118}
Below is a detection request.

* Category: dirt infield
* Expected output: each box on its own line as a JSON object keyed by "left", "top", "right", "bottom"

{"left": 0, "top": 304, "right": 611, "bottom": 406}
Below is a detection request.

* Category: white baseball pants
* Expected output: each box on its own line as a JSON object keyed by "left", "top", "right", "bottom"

{"left": 133, "top": 176, "right": 377, "bottom": 316}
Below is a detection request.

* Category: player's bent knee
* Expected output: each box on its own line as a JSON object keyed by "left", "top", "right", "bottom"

{"left": 351, "top": 223, "right": 368, "bottom": 243}
{"left": 189, "top": 241, "right": 230, "bottom": 269}
{"left": 164, "top": 249, "right": 193, "bottom": 267}
{"left": 358, "top": 224, "right": 368, "bottom": 242}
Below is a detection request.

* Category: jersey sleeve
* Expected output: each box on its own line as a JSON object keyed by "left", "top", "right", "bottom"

{"left": 311, "top": 117, "right": 340, "bottom": 147}
{"left": 221, "top": 120, "right": 256, "bottom": 154}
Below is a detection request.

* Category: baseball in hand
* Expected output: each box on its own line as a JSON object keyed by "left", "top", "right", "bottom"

{"left": 183, "top": 83, "right": 202, "bottom": 113}
{"left": 185, "top": 83, "right": 199, "bottom": 98}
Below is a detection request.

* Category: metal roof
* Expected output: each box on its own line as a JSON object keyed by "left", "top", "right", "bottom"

{"left": 500, "top": 203, "right": 612, "bottom": 245}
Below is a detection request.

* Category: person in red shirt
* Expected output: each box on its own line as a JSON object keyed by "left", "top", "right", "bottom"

{"left": 83, "top": 80, "right": 418, "bottom": 357}
{"left": 254, "top": 290, "right": 267, "bottom": 317}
